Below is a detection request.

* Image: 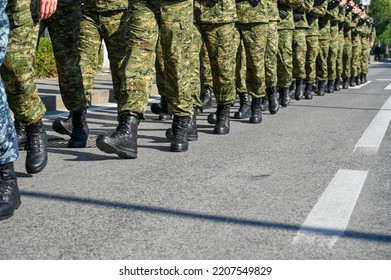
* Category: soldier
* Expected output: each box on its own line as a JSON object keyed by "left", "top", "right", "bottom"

{"left": 52, "top": 0, "right": 128, "bottom": 142}
{"left": 1, "top": 0, "right": 57, "bottom": 174}
{"left": 0, "top": 0, "right": 20, "bottom": 220}
{"left": 341, "top": 0, "right": 355, "bottom": 88}
{"left": 361, "top": 17, "right": 375, "bottom": 83}
{"left": 277, "top": 0, "right": 303, "bottom": 107}
{"left": 350, "top": 3, "right": 362, "bottom": 86}
{"left": 96, "top": 0, "right": 196, "bottom": 157}
{"left": 357, "top": 5, "right": 370, "bottom": 84}
{"left": 234, "top": 40, "right": 251, "bottom": 119}
{"left": 234, "top": 0, "right": 269, "bottom": 124}
{"left": 38, "top": 0, "right": 89, "bottom": 148}
{"left": 303, "top": 0, "right": 327, "bottom": 99}
{"left": 291, "top": 0, "right": 313, "bottom": 100}
{"left": 334, "top": 0, "right": 347, "bottom": 92}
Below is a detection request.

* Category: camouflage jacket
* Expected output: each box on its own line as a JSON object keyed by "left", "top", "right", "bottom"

{"left": 83, "top": 0, "right": 128, "bottom": 12}
{"left": 194, "top": 0, "right": 237, "bottom": 24}
{"left": 305, "top": 0, "right": 327, "bottom": 36}
{"left": 236, "top": 0, "right": 268, "bottom": 24}
{"left": 267, "top": 0, "right": 280, "bottom": 22}
{"left": 292, "top": 0, "right": 313, "bottom": 29}
{"left": 277, "top": 0, "right": 303, "bottom": 30}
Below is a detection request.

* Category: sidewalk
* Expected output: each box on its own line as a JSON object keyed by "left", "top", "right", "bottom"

{"left": 37, "top": 73, "right": 159, "bottom": 112}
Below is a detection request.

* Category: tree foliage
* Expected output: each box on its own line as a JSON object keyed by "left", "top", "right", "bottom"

{"left": 368, "top": 0, "right": 391, "bottom": 43}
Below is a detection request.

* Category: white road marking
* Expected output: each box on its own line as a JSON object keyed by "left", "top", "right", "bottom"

{"left": 376, "top": 79, "right": 391, "bottom": 81}
{"left": 354, "top": 95, "right": 391, "bottom": 153}
{"left": 348, "top": 81, "right": 372, "bottom": 89}
{"left": 385, "top": 82, "right": 391, "bottom": 90}
{"left": 293, "top": 169, "right": 368, "bottom": 248}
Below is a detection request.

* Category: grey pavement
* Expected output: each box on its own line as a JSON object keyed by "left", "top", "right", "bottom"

{"left": 1, "top": 64, "right": 391, "bottom": 260}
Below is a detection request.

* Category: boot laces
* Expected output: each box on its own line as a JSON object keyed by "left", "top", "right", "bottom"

{"left": 116, "top": 115, "right": 132, "bottom": 135}
{"left": 27, "top": 124, "right": 43, "bottom": 152}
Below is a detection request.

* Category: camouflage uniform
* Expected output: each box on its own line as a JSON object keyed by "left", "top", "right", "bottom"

{"left": 0, "top": 0, "right": 45, "bottom": 125}
{"left": 325, "top": 0, "right": 340, "bottom": 86}
{"left": 235, "top": 40, "right": 247, "bottom": 95}
{"left": 265, "top": 0, "right": 279, "bottom": 89}
{"left": 342, "top": 5, "right": 354, "bottom": 85}
{"left": 39, "top": 0, "right": 87, "bottom": 111}
{"left": 335, "top": 2, "right": 346, "bottom": 90}
{"left": 350, "top": 11, "right": 362, "bottom": 82}
{"left": 360, "top": 18, "right": 371, "bottom": 78}
{"left": 0, "top": 0, "right": 18, "bottom": 165}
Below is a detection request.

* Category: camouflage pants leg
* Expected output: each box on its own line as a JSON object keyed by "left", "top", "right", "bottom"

{"left": 189, "top": 24, "right": 201, "bottom": 108}
{"left": 0, "top": 2, "right": 46, "bottom": 124}
{"left": 200, "top": 41, "right": 213, "bottom": 89}
{"left": 327, "top": 25, "right": 339, "bottom": 80}
{"left": 305, "top": 35, "right": 319, "bottom": 84}
{"left": 265, "top": 21, "right": 278, "bottom": 88}
{"left": 361, "top": 37, "right": 369, "bottom": 74}
{"left": 336, "top": 30, "right": 344, "bottom": 77}
{"left": 351, "top": 36, "right": 361, "bottom": 77}
{"left": 155, "top": 37, "right": 167, "bottom": 98}
{"left": 201, "top": 23, "right": 239, "bottom": 105}
{"left": 342, "top": 36, "right": 352, "bottom": 79}
{"left": 236, "top": 39, "right": 247, "bottom": 94}
{"left": 277, "top": 29, "right": 293, "bottom": 88}
{"left": 316, "top": 38, "right": 330, "bottom": 81}
{"left": 238, "top": 22, "right": 268, "bottom": 99}
{"left": 41, "top": 4, "right": 87, "bottom": 111}
{"left": 0, "top": 4, "right": 18, "bottom": 164}
{"left": 292, "top": 28, "right": 307, "bottom": 79}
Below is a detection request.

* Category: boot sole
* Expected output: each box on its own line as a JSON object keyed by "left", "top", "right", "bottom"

{"left": 52, "top": 121, "right": 72, "bottom": 136}
{"left": 26, "top": 159, "right": 48, "bottom": 174}
{"left": 96, "top": 139, "right": 137, "bottom": 159}
{"left": 0, "top": 199, "right": 21, "bottom": 220}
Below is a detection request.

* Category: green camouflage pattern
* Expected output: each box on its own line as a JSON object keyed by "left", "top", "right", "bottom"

{"left": 267, "top": 0, "right": 280, "bottom": 22}
{"left": 327, "top": 23, "right": 339, "bottom": 80}
{"left": 194, "top": 0, "right": 237, "bottom": 24}
{"left": 265, "top": 20, "right": 278, "bottom": 87}
{"left": 277, "top": 0, "right": 303, "bottom": 30}
{"left": 305, "top": 0, "right": 327, "bottom": 36}
{"left": 342, "top": 34, "right": 352, "bottom": 79}
{"left": 83, "top": 0, "right": 128, "bottom": 12}
{"left": 335, "top": 27, "right": 344, "bottom": 77}
{"left": 119, "top": 0, "right": 194, "bottom": 117}
{"left": 316, "top": 35, "right": 329, "bottom": 81}
{"left": 1, "top": 0, "right": 46, "bottom": 125}
{"left": 305, "top": 34, "right": 319, "bottom": 83}
{"left": 200, "top": 42, "right": 213, "bottom": 89}
{"left": 277, "top": 29, "right": 293, "bottom": 88}
{"left": 292, "top": 28, "right": 307, "bottom": 79}
{"left": 350, "top": 31, "right": 361, "bottom": 77}
{"left": 39, "top": 4, "right": 87, "bottom": 111}
{"left": 236, "top": 40, "right": 247, "bottom": 94}
{"left": 236, "top": 0, "right": 268, "bottom": 24}
{"left": 292, "top": 0, "right": 313, "bottom": 29}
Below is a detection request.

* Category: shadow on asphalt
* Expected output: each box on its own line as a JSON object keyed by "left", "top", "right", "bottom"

{"left": 20, "top": 190, "right": 391, "bottom": 244}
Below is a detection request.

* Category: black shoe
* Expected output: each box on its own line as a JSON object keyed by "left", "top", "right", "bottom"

{"left": 249, "top": 98, "right": 262, "bottom": 124}
{"left": 279, "top": 87, "right": 290, "bottom": 107}
{"left": 234, "top": 93, "right": 251, "bottom": 119}
{"left": 214, "top": 104, "right": 230, "bottom": 135}
{"left": 52, "top": 112, "right": 73, "bottom": 136}
{"left": 200, "top": 85, "right": 213, "bottom": 110}
{"left": 96, "top": 114, "right": 139, "bottom": 159}
{"left": 295, "top": 79, "right": 304, "bottom": 101}
{"left": 334, "top": 76, "right": 341, "bottom": 91}
{"left": 0, "top": 163, "right": 21, "bottom": 220}
{"left": 355, "top": 75, "right": 361, "bottom": 86}
{"left": 342, "top": 78, "right": 349, "bottom": 89}
{"left": 350, "top": 77, "right": 356, "bottom": 87}
{"left": 260, "top": 97, "right": 268, "bottom": 111}
{"left": 289, "top": 80, "right": 296, "bottom": 99}
{"left": 166, "top": 110, "right": 198, "bottom": 141}
{"left": 304, "top": 83, "right": 314, "bottom": 99}
{"left": 318, "top": 80, "right": 327, "bottom": 96}
{"left": 25, "top": 119, "right": 48, "bottom": 174}
{"left": 151, "top": 97, "right": 171, "bottom": 120}
{"left": 267, "top": 87, "right": 279, "bottom": 114}
{"left": 207, "top": 112, "right": 217, "bottom": 125}
{"left": 327, "top": 80, "right": 335, "bottom": 93}
{"left": 361, "top": 73, "right": 367, "bottom": 84}
{"left": 170, "top": 115, "right": 190, "bottom": 152}
{"left": 68, "top": 109, "right": 89, "bottom": 148}
{"left": 14, "top": 120, "right": 27, "bottom": 146}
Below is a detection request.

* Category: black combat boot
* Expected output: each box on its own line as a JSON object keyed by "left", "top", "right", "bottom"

{"left": 52, "top": 112, "right": 73, "bottom": 136}
{"left": 303, "top": 83, "right": 314, "bottom": 99}
{"left": 170, "top": 115, "right": 190, "bottom": 152}
{"left": 96, "top": 114, "right": 139, "bottom": 159}
{"left": 355, "top": 75, "right": 361, "bottom": 86}
{"left": 342, "top": 78, "right": 349, "bottom": 89}
{"left": 151, "top": 96, "right": 171, "bottom": 120}
{"left": 327, "top": 80, "right": 335, "bottom": 93}
{"left": 279, "top": 87, "right": 290, "bottom": 107}
{"left": 214, "top": 104, "right": 230, "bottom": 135}
{"left": 295, "top": 79, "right": 304, "bottom": 101}
{"left": 234, "top": 93, "right": 251, "bottom": 119}
{"left": 350, "top": 76, "right": 356, "bottom": 87}
{"left": 334, "top": 76, "right": 341, "bottom": 91}
{"left": 249, "top": 98, "right": 262, "bottom": 124}
{"left": 200, "top": 85, "right": 213, "bottom": 110}
{"left": 260, "top": 97, "right": 268, "bottom": 111}
{"left": 25, "top": 119, "right": 48, "bottom": 174}
{"left": 361, "top": 73, "right": 367, "bottom": 84}
{"left": 68, "top": 109, "right": 89, "bottom": 148}
{"left": 267, "top": 87, "right": 279, "bottom": 114}
{"left": 166, "top": 110, "right": 198, "bottom": 141}
{"left": 14, "top": 120, "right": 27, "bottom": 146}
{"left": 289, "top": 80, "right": 296, "bottom": 99}
{"left": 318, "top": 80, "right": 327, "bottom": 96}
{"left": 0, "top": 163, "right": 21, "bottom": 220}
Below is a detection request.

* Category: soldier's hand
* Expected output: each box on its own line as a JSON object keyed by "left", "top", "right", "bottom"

{"left": 38, "top": 0, "right": 58, "bottom": 20}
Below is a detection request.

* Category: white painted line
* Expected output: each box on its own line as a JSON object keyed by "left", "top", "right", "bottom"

{"left": 348, "top": 81, "right": 372, "bottom": 89}
{"left": 354, "top": 95, "right": 391, "bottom": 153}
{"left": 293, "top": 169, "right": 368, "bottom": 248}
{"left": 385, "top": 82, "right": 391, "bottom": 90}
{"left": 376, "top": 79, "right": 391, "bottom": 81}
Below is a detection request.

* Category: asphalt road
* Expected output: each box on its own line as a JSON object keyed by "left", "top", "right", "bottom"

{"left": 1, "top": 64, "right": 390, "bottom": 260}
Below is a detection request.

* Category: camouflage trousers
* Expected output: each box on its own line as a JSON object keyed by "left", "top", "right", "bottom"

{"left": 336, "top": 29, "right": 345, "bottom": 77}
{"left": 39, "top": 4, "right": 87, "bottom": 111}
{"left": 119, "top": 0, "right": 194, "bottom": 117}
{"left": 327, "top": 24, "right": 339, "bottom": 80}
{"left": 236, "top": 40, "right": 247, "bottom": 94}
{"left": 361, "top": 36, "right": 370, "bottom": 75}
{"left": 0, "top": 0, "right": 18, "bottom": 164}
{"left": 0, "top": 0, "right": 46, "bottom": 125}
{"left": 79, "top": 7, "right": 128, "bottom": 104}
{"left": 351, "top": 34, "right": 361, "bottom": 77}
{"left": 305, "top": 35, "right": 319, "bottom": 84}
{"left": 316, "top": 38, "right": 330, "bottom": 81}
{"left": 342, "top": 35, "right": 352, "bottom": 79}
{"left": 265, "top": 21, "right": 278, "bottom": 88}
{"left": 277, "top": 29, "right": 293, "bottom": 88}
{"left": 201, "top": 41, "right": 213, "bottom": 90}
{"left": 292, "top": 28, "right": 307, "bottom": 79}
{"left": 236, "top": 22, "right": 268, "bottom": 99}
